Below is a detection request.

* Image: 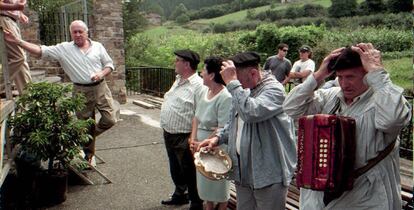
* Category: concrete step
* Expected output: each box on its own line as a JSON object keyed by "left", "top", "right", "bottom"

{"left": 30, "top": 70, "right": 46, "bottom": 83}
{"left": 132, "top": 100, "right": 155, "bottom": 109}
{"left": 43, "top": 76, "right": 61, "bottom": 83}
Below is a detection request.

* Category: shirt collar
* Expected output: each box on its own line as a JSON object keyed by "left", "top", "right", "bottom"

{"left": 337, "top": 87, "right": 373, "bottom": 106}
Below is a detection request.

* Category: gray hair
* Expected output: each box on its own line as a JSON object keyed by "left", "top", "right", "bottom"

{"left": 70, "top": 20, "right": 89, "bottom": 32}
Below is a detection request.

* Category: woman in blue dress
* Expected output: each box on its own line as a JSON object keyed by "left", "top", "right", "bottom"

{"left": 189, "top": 56, "right": 232, "bottom": 210}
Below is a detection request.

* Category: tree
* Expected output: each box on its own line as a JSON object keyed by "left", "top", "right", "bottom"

{"left": 176, "top": 14, "right": 190, "bottom": 24}
{"left": 329, "top": 0, "right": 358, "bottom": 18}
{"left": 386, "top": 0, "right": 412, "bottom": 13}
{"left": 358, "top": 0, "right": 386, "bottom": 14}
{"left": 123, "top": 0, "right": 148, "bottom": 40}
{"left": 28, "top": 0, "right": 73, "bottom": 12}
{"left": 169, "top": 3, "right": 188, "bottom": 20}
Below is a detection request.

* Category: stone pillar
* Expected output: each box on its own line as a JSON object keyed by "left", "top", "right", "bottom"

{"left": 91, "top": 0, "right": 126, "bottom": 104}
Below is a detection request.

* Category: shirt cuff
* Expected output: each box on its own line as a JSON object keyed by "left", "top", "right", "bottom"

{"left": 40, "top": 45, "right": 48, "bottom": 59}
{"left": 104, "top": 63, "right": 115, "bottom": 71}
{"left": 226, "top": 80, "right": 242, "bottom": 91}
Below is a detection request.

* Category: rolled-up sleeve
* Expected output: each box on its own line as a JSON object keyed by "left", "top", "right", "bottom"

{"left": 99, "top": 43, "right": 114, "bottom": 71}
{"left": 283, "top": 75, "right": 321, "bottom": 119}
{"left": 41, "top": 44, "right": 62, "bottom": 60}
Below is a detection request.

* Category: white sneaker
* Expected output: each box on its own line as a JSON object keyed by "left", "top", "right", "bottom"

{"left": 89, "top": 155, "right": 97, "bottom": 167}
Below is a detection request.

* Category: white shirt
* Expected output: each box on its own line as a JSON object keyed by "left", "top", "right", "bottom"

{"left": 291, "top": 59, "right": 315, "bottom": 83}
{"left": 283, "top": 70, "right": 411, "bottom": 209}
{"left": 160, "top": 73, "right": 205, "bottom": 133}
{"left": 41, "top": 40, "right": 114, "bottom": 84}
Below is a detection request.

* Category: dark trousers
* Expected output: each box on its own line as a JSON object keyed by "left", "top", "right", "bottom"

{"left": 163, "top": 130, "right": 202, "bottom": 204}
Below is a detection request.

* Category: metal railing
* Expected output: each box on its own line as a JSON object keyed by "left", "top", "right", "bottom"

{"left": 126, "top": 67, "right": 176, "bottom": 97}
{"left": 125, "top": 66, "right": 413, "bottom": 159}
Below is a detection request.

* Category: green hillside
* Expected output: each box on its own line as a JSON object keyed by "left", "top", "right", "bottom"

{"left": 192, "top": 0, "right": 364, "bottom": 24}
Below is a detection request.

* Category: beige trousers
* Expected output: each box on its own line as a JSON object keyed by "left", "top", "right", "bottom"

{"left": 0, "top": 16, "right": 31, "bottom": 94}
{"left": 73, "top": 81, "right": 116, "bottom": 157}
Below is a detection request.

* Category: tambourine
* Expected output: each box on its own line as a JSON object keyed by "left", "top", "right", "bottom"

{"left": 194, "top": 147, "right": 232, "bottom": 180}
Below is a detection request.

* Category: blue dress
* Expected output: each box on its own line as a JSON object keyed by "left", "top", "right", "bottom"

{"left": 195, "top": 88, "right": 232, "bottom": 202}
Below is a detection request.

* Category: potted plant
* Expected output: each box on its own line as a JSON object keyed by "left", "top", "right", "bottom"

{"left": 9, "top": 82, "right": 93, "bottom": 207}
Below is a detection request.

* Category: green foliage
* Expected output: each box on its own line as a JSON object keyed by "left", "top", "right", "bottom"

{"left": 255, "top": 24, "right": 326, "bottom": 61}
{"left": 358, "top": 0, "right": 386, "bottom": 14}
{"left": 328, "top": 0, "right": 358, "bottom": 18}
{"left": 384, "top": 57, "right": 413, "bottom": 96}
{"left": 176, "top": 14, "right": 190, "bottom": 24}
{"left": 322, "top": 27, "right": 412, "bottom": 52}
{"left": 170, "top": 3, "right": 188, "bottom": 20}
{"left": 10, "top": 82, "right": 93, "bottom": 171}
{"left": 126, "top": 31, "right": 249, "bottom": 68}
{"left": 386, "top": 0, "right": 412, "bottom": 13}
{"left": 28, "top": 0, "right": 73, "bottom": 12}
{"left": 250, "top": 4, "right": 327, "bottom": 21}
{"left": 123, "top": 0, "right": 148, "bottom": 40}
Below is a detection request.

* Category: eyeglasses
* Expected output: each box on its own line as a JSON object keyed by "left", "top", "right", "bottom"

{"left": 282, "top": 49, "right": 288, "bottom": 52}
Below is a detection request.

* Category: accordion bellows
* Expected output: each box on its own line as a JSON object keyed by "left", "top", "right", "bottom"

{"left": 296, "top": 114, "right": 356, "bottom": 191}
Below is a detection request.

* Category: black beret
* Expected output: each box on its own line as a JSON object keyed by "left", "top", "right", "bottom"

{"left": 230, "top": 51, "right": 261, "bottom": 68}
{"left": 299, "top": 45, "right": 312, "bottom": 52}
{"left": 328, "top": 47, "right": 362, "bottom": 72}
{"left": 174, "top": 49, "right": 200, "bottom": 66}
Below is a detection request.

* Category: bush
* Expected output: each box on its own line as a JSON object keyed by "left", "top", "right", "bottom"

{"left": 386, "top": 0, "right": 412, "bottom": 13}
{"left": 329, "top": 0, "right": 358, "bottom": 18}
{"left": 127, "top": 31, "right": 249, "bottom": 68}
{"left": 302, "top": 4, "right": 327, "bottom": 17}
{"left": 255, "top": 24, "right": 326, "bottom": 61}
{"left": 176, "top": 14, "right": 190, "bottom": 24}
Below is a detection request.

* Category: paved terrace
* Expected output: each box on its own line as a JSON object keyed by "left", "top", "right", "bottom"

{"left": 48, "top": 95, "right": 188, "bottom": 210}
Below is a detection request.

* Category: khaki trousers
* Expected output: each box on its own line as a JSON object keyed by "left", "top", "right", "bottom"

{"left": 0, "top": 16, "right": 31, "bottom": 94}
{"left": 73, "top": 81, "right": 116, "bottom": 157}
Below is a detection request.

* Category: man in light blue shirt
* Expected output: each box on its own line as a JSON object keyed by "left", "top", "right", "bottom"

{"left": 199, "top": 52, "right": 297, "bottom": 210}
{"left": 4, "top": 20, "right": 116, "bottom": 163}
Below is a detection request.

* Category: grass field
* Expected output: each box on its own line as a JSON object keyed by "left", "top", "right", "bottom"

{"left": 193, "top": 0, "right": 364, "bottom": 24}
{"left": 384, "top": 57, "right": 413, "bottom": 94}
{"left": 140, "top": 25, "right": 193, "bottom": 40}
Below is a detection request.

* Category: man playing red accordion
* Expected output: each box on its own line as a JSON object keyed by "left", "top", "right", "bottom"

{"left": 283, "top": 43, "right": 411, "bottom": 209}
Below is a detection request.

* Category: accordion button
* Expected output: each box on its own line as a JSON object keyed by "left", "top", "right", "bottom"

{"left": 319, "top": 164, "right": 323, "bottom": 167}
{"left": 324, "top": 149, "right": 328, "bottom": 153}
{"left": 320, "top": 149, "right": 324, "bottom": 153}
{"left": 324, "top": 159, "right": 327, "bottom": 162}
{"left": 324, "top": 139, "right": 328, "bottom": 143}
{"left": 324, "top": 154, "right": 327, "bottom": 157}
{"left": 323, "top": 164, "right": 327, "bottom": 167}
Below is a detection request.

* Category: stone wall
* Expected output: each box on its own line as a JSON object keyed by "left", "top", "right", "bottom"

{"left": 20, "top": 0, "right": 126, "bottom": 103}
{"left": 90, "top": 0, "right": 126, "bottom": 103}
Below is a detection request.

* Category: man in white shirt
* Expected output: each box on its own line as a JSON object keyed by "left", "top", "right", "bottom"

{"left": 288, "top": 45, "right": 315, "bottom": 84}
{"left": 283, "top": 44, "right": 411, "bottom": 209}
{"left": 4, "top": 20, "right": 116, "bottom": 163}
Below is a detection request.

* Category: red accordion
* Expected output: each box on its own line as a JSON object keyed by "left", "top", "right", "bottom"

{"left": 296, "top": 114, "right": 356, "bottom": 191}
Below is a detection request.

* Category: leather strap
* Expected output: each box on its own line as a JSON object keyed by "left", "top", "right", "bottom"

{"left": 353, "top": 140, "right": 396, "bottom": 178}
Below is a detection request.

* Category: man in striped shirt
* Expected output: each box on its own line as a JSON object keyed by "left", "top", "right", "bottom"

{"left": 160, "top": 49, "right": 204, "bottom": 210}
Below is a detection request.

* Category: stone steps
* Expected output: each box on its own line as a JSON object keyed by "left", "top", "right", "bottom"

{"left": 31, "top": 70, "right": 61, "bottom": 84}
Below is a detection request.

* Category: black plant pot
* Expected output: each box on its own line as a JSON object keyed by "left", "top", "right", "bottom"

{"left": 34, "top": 169, "right": 68, "bottom": 207}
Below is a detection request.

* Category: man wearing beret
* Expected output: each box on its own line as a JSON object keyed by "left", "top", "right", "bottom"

{"left": 288, "top": 45, "right": 315, "bottom": 85}
{"left": 198, "top": 52, "right": 297, "bottom": 210}
{"left": 283, "top": 43, "right": 411, "bottom": 209}
{"left": 160, "top": 49, "right": 204, "bottom": 210}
